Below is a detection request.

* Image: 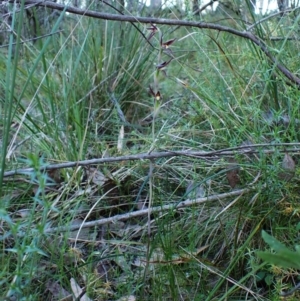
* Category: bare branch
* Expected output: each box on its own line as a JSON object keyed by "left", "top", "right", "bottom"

{"left": 44, "top": 187, "right": 253, "bottom": 234}
{"left": 5, "top": 0, "right": 300, "bottom": 88}
{"left": 246, "top": 8, "right": 296, "bottom": 31}
{"left": 3, "top": 143, "right": 300, "bottom": 178}
{"left": 195, "top": 0, "right": 218, "bottom": 15}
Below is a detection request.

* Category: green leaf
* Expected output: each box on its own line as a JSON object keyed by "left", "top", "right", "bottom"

{"left": 257, "top": 251, "right": 300, "bottom": 269}
{"left": 261, "top": 230, "right": 289, "bottom": 252}
{"left": 255, "top": 271, "right": 266, "bottom": 281}
{"left": 265, "top": 274, "right": 274, "bottom": 286}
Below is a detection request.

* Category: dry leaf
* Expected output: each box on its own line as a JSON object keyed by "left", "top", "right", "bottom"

{"left": 262, "top": 110, "right": 300, "bottom": 128}
{"left": 70, "top": 278, "right": 93, "bottom": 301}
{"left": 186, "top": 181, "right": 206, "bottom": 199}
{"left": 114, "top": 247, "right": 132, "bottom": 272}
{"left": 45, "top": 280, "right": 71, "bottom": 300}
{"left": 95, "top": 260, "right": 111, "bottom": 279}
{"left": 226, "top": 158, "right": 240, "bottom": 188}
{"left": 85, "top": 167, "right": 107, "bottom": 186}
{"left": 15, "top": 209, "right": 31, "bottom": 218}
{"left": 278, "top": 153, "right": 296, "bottom": 181}
{"left": 47, "top": 168, "right": 62, "bottom": 183}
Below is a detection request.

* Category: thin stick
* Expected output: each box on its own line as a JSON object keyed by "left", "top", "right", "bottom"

{"left": 3, "top": 144, "right": 300, "bottom": 178}
{"left": 7, "top": 0, "right": 300, "bottom": 87}
{"left": 42, "top": 188, "right": 252, "bottom": 235}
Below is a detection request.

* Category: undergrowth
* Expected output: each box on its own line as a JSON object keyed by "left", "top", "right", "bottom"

{"left": 1, "top": 1, "right": 300, "bottom": 300}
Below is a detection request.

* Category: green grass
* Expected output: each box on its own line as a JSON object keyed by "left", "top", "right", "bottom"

{"left": 1, "top": 1, "right": 300, "bottom": 300}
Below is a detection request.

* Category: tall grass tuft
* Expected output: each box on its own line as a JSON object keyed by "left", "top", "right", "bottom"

{"left": 1, "top": 1, "right": 300, "bottom": 300}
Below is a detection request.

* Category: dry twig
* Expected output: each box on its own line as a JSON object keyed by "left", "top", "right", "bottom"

{"left": 6, "top": 0, "right": 300, "bottom": 87}
{"left": 42, "top": 187, "right": 253, "bottom": 235}
{"left": 3, "top": 143, "right": 300, "bottom": 178}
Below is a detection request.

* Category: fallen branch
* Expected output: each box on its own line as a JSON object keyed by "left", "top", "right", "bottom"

{"left": 44, "top": 187, "right": 252, "bottom": 234}
{"left": 6, "top": 0, "right": 300, "bottom": 88}
{"left": 3, "top": 143, "right": 300, "bottom": 177}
